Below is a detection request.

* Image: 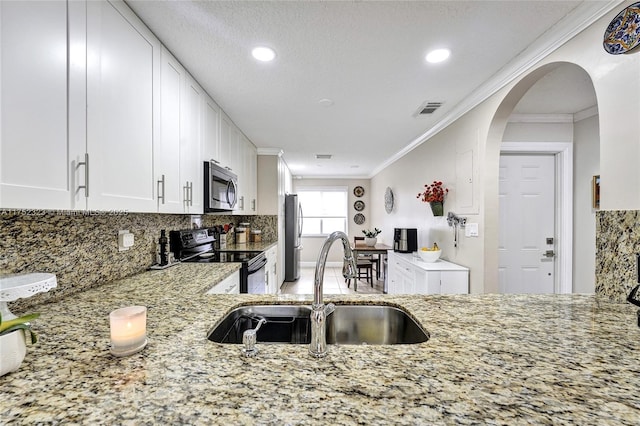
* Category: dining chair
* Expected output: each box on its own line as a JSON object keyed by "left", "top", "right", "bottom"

{"left": 356, "top": 236, "right": 380, "bottom": 280}
{"left": 346, "top": 236, "right": 374, "bottom": 289}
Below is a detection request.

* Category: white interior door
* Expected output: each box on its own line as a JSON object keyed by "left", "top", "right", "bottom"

{"left": 499, "top": 154, "right": 556, "bottom": 293}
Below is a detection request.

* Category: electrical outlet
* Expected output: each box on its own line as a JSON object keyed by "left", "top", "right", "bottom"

{"left": 118, "top": 230, "right": 134, "bottom": 252}
{"left": 190, "top": 215, "right": 202, "bottom": 229}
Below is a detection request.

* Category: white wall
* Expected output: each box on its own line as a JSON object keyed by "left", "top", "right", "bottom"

{"left": 573, "top": 114, "right": 599, "bottom": 293}
{"left": 503, "top": 122, "right": 573, "bottom": 143}
{"left": 372, "top": 3, "right": 640, "bottom": 293}
{"left": 293, "top": 178, "right": 372, "bottom": 265}
{"left": 371, "top": 109, "right": 487, "bottom": 292}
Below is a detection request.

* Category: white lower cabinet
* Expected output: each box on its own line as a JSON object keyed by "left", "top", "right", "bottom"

{"left": 206, "top": 270, "right": 240, "bottom": 295}
{"left": 265, "top": 246, "right": 278, "bottom": 294}
{"left": 387, "top": 251, "right": 469, "bottom": 295}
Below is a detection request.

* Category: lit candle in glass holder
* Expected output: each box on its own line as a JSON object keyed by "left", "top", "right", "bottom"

{"left": 109, "top": 306, "right": 147, "bottom": 357}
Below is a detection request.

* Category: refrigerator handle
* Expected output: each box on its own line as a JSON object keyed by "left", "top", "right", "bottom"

{"left": 298, "top": 203, "right": 303, "bottom": 239}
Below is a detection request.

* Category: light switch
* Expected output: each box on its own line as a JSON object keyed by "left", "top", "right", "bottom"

{"left": 465, "top": 223, "right": 479, "bottom": 237}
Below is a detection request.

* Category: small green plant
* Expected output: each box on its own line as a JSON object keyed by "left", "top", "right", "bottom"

{"left": 0, "top": 312, "right": 40, "bottom": 344}
{"left": 362, "top": 228, "right": 382, "bottom": 238}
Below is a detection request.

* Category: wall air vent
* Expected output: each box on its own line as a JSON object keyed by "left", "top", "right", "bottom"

{"left": 414, "top": 101, "right": 443, "bottom": 116}
{"left": 315, "top": 154, "right": 332, "bottom": 160}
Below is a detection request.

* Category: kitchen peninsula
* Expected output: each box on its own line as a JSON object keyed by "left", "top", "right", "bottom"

{"left": 2, "top": 263, "right": 640, "bottom": 424}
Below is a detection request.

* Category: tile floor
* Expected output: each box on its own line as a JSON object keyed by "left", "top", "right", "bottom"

{"left": 280, "top": 266, "right": 384, "bottom": 295}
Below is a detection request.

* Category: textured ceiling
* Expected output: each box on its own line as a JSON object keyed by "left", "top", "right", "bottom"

{"left": 126, "top": 0, "right": 618, "bottom": 178}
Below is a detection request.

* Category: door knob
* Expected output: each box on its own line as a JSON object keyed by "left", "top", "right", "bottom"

{"left": 542, "top": 250, "right": 555, "bottom": 258}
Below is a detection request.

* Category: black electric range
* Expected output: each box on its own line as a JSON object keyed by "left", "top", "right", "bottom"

{"left": 169, "top": 228, "right": 267, "bottom": 293}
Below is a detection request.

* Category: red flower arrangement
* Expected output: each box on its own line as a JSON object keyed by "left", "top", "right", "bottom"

{"left": 417, "top": 181, "right": 448, "bottom": 203}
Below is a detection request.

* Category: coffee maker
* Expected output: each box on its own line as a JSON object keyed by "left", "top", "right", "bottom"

{"left": 393, "top": 228, "right": 418, "bottom": 253}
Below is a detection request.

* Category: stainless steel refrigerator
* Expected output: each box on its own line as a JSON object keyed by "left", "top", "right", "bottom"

{"left": 284, "top": 194, "right": 303, "bottom": 281}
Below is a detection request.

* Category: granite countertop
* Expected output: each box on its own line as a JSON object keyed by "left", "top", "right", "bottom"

{"left": 2, "top": 264, "right": 640, "bottom": 424}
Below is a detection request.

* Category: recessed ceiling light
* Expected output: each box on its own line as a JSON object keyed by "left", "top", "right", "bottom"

{"left": 252, "top": 46, "right": 276, "bottom": 62}
{"left": 425, "top": 48, "right": 450, "bottom": 64}
{"left": 318, "top": 98, "right": 334, "bottom": 107}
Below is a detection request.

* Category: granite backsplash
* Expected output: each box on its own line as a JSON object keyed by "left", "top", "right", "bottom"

{"left": 0, "top": 210, "right": 277, "bottom": 311}
{"left": 595, "top": 210, "right": 640, "bottom": 303}
{"left": 4, "top": 208, "right": 630, "bottom": 307}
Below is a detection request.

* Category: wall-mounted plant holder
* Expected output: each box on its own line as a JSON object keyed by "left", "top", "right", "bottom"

{"left": 446, "top": 212, "right": 467, "bottom": 248}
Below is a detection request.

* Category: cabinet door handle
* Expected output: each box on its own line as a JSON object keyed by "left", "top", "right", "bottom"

{"left": 158, "top": 174, "right": 165, "bottom": 204}
{"left": 78, "top": 153, "right": 89, "bottom": 197}
{"left": 183, "top": 182, "right": 189, "bottom": 206}
{"left": 189, "top": 181, "right": 194, "bottom": 206}
{"left": 251, "top": 199, "right": 256, "bottom": 211}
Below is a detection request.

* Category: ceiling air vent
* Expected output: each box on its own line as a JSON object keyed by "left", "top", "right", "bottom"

{"left": 414, "top": 101, "right": 443, "bottom": 116}
{"left": 315, "top": 154, "right": 332, "bottom": 160}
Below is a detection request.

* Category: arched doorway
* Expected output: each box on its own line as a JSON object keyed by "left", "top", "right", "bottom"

{"left": 485, "top": 62, "right": 599, "bottom": 294}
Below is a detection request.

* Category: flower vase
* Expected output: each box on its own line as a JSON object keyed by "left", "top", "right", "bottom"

{"left": 429, "top": 201, "right": 444, "bottom": 217}
{"left": 364, "top": 237, "right": 377, "bottom": 246}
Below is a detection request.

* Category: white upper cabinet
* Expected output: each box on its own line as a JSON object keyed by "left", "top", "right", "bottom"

{"left": 182, "top": 73, "right": 203, "bottom": 214}
{"left": 0, "top": 0, "right": 250, "bottom": 215}
{"left": 157, "top": 46, "right": 184, "bottom": 213}
{"left": 241, "top": 135, "right": 258, "bottom": 214}
{"left": 158, "top": 49, "right": 203, "bottom": 214}
{"left": 233, "top": 129, "right": 246, "bottom": 214}
{"left": 232, "top": 131, "right": 257, "bottom": 215}
{"left": 86, "top": 0, "right": 160, "bottom": 212}
{"left": 202, "top": 95, "right": 221, "bottom": 167}
{"left": 219, "top": 112, "right": 234, "bottom": 173}
{"left": 0, "top": 0, "right": 80, "bottom": 210}
{"left": 247, "top": 140, "right": 258, "bottom": 214}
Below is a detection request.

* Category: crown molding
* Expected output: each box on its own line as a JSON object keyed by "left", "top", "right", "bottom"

{"left": 295, "top": 174, "right": 371, "bottom": 180}
{"left": 508, "top": 113, "right": 574, "bottom": 123}
{"left": 369, "top": 0, "right": 622, "bottom": 178}
{"left": 573, "top": 105, "right": 599, "bottom": 122}
{"left": 256, "top": 148, "right": 283, "bottom": 156}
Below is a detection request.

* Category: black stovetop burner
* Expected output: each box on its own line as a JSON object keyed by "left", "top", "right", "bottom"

{"left": 170, "top": 228, "right": 269, "bottom": 294}
{"left": 170, "top": 228, "right": 264, "bottom": 266}
{"left": 184, "top": 250, "right": 263, "bottom": 264}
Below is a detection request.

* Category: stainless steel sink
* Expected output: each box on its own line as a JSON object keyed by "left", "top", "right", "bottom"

{"left": 207, "top": 305, "right": 312, "bottom": 344}
{"left": 207, "top": 304, "right": 429, "bottom": 345}
{"left": 326, "top": 305, "right": 429, "bottom": 345}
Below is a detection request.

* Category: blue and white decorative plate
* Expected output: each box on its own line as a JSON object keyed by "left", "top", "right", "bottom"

{"left": 603, "top": 2, "right": 640, "bottom": 54}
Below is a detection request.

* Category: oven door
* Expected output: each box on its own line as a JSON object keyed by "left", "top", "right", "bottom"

{"left": 245, "top": 255, "right": 268, "bottom": 294}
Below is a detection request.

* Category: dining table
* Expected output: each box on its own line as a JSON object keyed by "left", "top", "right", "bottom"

{"left": 350, "top": 242, "right": 392, "bottom": 291}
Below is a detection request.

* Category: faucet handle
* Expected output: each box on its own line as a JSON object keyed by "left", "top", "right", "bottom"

{"left": 324, "top": 303, "right": 335, "bottom": 316}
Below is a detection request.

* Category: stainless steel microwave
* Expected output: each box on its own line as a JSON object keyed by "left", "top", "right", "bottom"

{"left": 204, "top": 161, "right": 238, "bottom": 212}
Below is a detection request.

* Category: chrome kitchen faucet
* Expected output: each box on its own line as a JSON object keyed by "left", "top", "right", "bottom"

{"left": 309, "top": 231, "right": 357, "bottom": 358}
